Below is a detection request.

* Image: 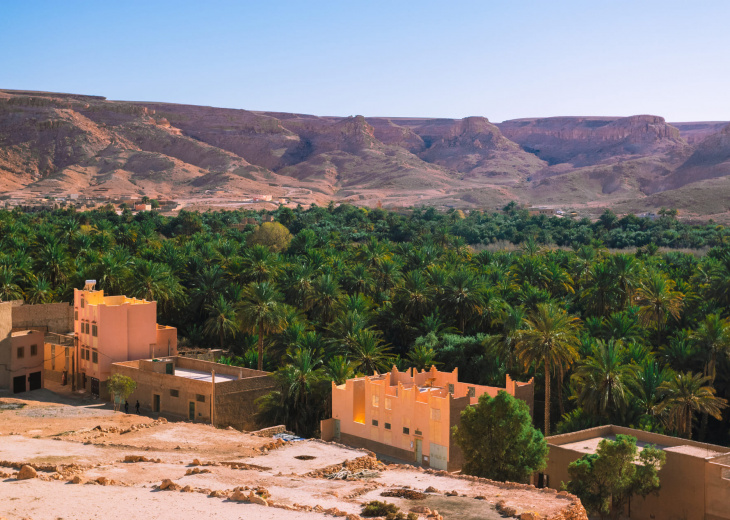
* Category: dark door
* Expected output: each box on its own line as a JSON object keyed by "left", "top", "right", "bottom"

{"left": 165, "top": 363, "right": 173, "bottom": 375}
{"left": 13, "top": 375, "right": 26, "bottom": 394}
{"left": 189, "top": 401, "right": 195, "bottom": 421}
{"left": 28, "top": 372, "right": 42, "bottom": 391}
{"left": 153, "top": 394, "right": 160, "bottom": 413}
{"left": 90, "top": 377, "right": 99, "bottom": 397}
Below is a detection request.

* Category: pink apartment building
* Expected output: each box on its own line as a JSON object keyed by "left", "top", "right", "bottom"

{"left": 322, "top": 366, "right": 534, "bottom": 471}
{"left": 74, "top": 284, "right": 177, "bottom": 397}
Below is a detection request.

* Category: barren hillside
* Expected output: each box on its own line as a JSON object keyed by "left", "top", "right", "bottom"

{"left": 2, "top": 88, "right": 730, "bottom": 216}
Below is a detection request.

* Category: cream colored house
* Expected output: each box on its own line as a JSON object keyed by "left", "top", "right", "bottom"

{"left": 322, "top": 366, "right": 534, "bottom": 470}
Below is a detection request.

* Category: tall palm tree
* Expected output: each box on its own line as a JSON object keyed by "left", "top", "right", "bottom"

{"left": 36, "top": 241, "right": 72, "bottom": 288}
{"left": 439, "top": 268, "right": 485, "bottom": 333}
{"left": 657, "top": 372, "right": 727, "bottom": 439}
{"left": 127, "top": 260, "right": 185, "bottom": 311}
{"left": 241, "top": 245, "right": 281, "bottom": 283}
{"left": 0, "top": 267, "right": 23, "bottom": 301}
{"left": 635, "top": 271, "right": 684, "bottom": 346}
{"left": 572, "top": 339, "right": 637, "bottom": 421}
{"left": 516, "top": 302, "right": 581, "bottom": 436}
{"left": 607, "top": 253, "right": 642, "bottom": 310}
{"left": 407, "top": 343, "right": 439, "bottom": 371}
{"left": 203, "top": 295, "right": 239, "bottom": 349}
{"left": 350, "top": 329, "right": 392, "bottom": 375}
{"left": 306, "top": 274, "right": 342, "bottom": 325}
{"left": 26, "top": 277, "right": 54, "bottom": 304}
{"left": 690, "top": 313, "right": 730, "bottom": 439}
{"left": 394, "top": 270, "right": 433, "bottom": 323}
{"left": 325, "top": 355, "right": 357, "bottom": 385}
{"left": 632, "top": 359, "right": 672, "bottom": 421}
{"left": 239, "top": 282, "right": 287, "bottom": 371}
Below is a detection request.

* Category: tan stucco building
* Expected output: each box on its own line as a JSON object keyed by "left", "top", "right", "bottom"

{"left": 0, "top": 301, "right": 74, "bottom": 393}
{"left": 74, "top": 285, "right": 177, "bottom": 397}
{"left": 543, "top": 425, "right": 730, "bottom": 520}
{"left": 111, "top": 356, "right": 277, "bottom": 431}
{"left": 322, "top": 366, "right": 534, "bottom": 471}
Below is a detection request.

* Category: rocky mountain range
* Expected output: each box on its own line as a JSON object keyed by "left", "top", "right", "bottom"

{"left": 1, "top": 88, "right": 729, "bottom": 217}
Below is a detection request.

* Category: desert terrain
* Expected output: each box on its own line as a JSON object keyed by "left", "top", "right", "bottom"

{"left": 0, "top": 389, "right": 585, "bottom": 520}
{"left": 1, "top": 89, "right": 729, "bottom": 218}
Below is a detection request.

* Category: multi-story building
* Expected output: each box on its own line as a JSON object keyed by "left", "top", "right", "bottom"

{"left": 543, "top": 425, "right": 730, "bottom": 520}
{"left": 322, "top": 366, "right": 534, "bottom": 471}
{"left": 73, "top": 283, "right": 177, "bottom": 397}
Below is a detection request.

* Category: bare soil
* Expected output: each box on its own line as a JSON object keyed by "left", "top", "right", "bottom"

{"left": 0, "top": 389, "right": 577, "bottom": 520}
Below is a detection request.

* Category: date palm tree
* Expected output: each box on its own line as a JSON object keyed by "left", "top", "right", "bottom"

{"left": 439, "top": 268, "right": 485, "bottom": 333}
{"left": 657, "top": 372, "right": 727, "bottom": 439}
{"left": 635, "top": 271, "right": 683, "bottom": 346}
{"left": 516, "top": 302, "right": 581, "bottom": 436}
{"left": 26, "top": 277, "right": 54, "bottom": 304}
{"left": 572, "top": 339, "right": 637, "bottom": 421}
{"left": 0, "top": 267, "right": 23, "bottom": 302}
{"left": 239, "top": 282, "right": 287, "bottom": 371}
{"left": 350, "top": 329, "right": 392, "bottom": 375}
{"left": 203, "top": 295, "right": 239, "bottom": 349}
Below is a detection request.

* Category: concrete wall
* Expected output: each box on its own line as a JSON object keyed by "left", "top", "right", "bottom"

{"left": 11, "top": 302, "right": 73, "bottom": 334}
{"left": 705, "top": 458, "right": 730, "bottom": 520}
{"left": 0, "top": 302, "right": 12, "bottom": 390}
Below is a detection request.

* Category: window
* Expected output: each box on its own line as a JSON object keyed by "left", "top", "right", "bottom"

{"left": 86, "top": 322, "right": 90, "bottom": 334}
{"left": 30, "top": 344, "right": 37, "bottom": 356}
{"left": 74, "top": 310, "right": 78, "bottom": 321}
{"left": 51, "top": 345, "right": 56, "bottom": 370}
{"left": 372, "top": 395, "right": 379, "bottom": 407}
{"left": 430, "top": 408, "right": 441, "bottom": 421}
{"left": 467, "top": 386, "right": 476, "bottom": 398}
{"left": 371, "top": 419, "right": 378, "bottom": 427}
{"left": 196, "top": 394, "right": 206, "bottom": 403}
{"left": 384, "top": 422, "right": 391, "bottom": 430}
{"left": 170, "top": 389, "right": 179, "bottom": 398}
{"left": 448, "top": 383, "right": 455, "bottom": 394}
{"left": 415, "top": 429, "right": 423, "bottom": 436}
{"left": 80, "top": 298, "right": 84, "bottom": 308}
{"left": 92, "top": 324, "right": 98, "bottom": 337}
{"left": 403, "top": 427, "right": 410, "bottom": 435}
{"left": 385, "top": 398, "right": 392, "bottom": 410}
{"left": 16, "top": 347, "right": 24, "bottom": 359}
{"left": 92, "top": 351, "right": 98, "bottom": 364}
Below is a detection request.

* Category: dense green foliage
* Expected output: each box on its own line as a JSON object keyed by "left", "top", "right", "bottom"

{"left": 564, "top": 434, "right": 666, "bottom": 520}
{"left": 0, "top": 204, "right": 729, "bottom": 442}
{"left": 452, "top": 391, "right": 547, "bottom": 482}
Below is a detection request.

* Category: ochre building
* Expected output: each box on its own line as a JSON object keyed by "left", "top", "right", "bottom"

{"left": 322, "top": 366, "right": 534, "bottom": 470}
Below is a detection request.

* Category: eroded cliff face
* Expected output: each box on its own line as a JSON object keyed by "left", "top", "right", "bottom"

{"left": 498, "top": 115, "right": 688, "bottom": 167}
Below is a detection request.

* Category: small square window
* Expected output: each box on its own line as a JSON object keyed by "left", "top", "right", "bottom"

{"left": 170, "top": 389, "right": 179, "bottom": 398}
{"left": 403, "top": 427, "right": 410, "bottom": 435}
{"left": 196, "top": 394, "right": 205, "bottom": 403}
{"left": 30, "top": 344, "right": 38, "bottom": 356}
{"left": 16, "top": 347, "right": 24, "bottom": 359}
{"left": 384, "top": 422, "right": 391, "bottom": 430}
{"left": 372, "top": 419, "right": 378, "bottom": 427}
{"left": 92, "top": 351, "right": 98, "bottom": 364}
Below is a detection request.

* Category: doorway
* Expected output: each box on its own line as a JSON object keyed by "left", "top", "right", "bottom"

{"left": 13, "top": 375, "right": 26, "bottom": 394}
{"left": 334, "top": 419, "right": 341, "bottom": 440}
{"left": 90, "top": 377, "right": 99, "bottom": 397}
{"left": 188, "top": 401, "right": 195, "bottom": 421}
{"left": 28, "top": 372, "right": 42, "bottom": 391}
{"left": 414, "top": 439, "right": 422, "bottom": 465}
{"left": 153, "top": 394, "right": 160, "bottom": 413}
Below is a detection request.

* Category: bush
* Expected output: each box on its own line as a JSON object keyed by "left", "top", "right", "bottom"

{"left": 361, "top": 501, "right": 417, "bottom": 520}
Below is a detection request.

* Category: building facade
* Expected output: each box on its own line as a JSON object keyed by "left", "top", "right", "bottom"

{"left": 322, "top": 366, "right": 534, "bottom": 471}
{"left": 111, "top": 356, "right": 276, "bottom": 431}
{"left": 543, "top": 425, "right": 730, "bottom": 520}
{"left": 74, "top": 285, "right": 177, "bottom": 397}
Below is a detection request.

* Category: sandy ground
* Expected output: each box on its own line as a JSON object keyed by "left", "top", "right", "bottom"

{"left": 0, "top": 390, "right": 578, "bottom": 520}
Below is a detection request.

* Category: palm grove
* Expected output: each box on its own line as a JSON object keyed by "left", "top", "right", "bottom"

{"left": 0, "top": 203, "right": 729, "bottom": 443}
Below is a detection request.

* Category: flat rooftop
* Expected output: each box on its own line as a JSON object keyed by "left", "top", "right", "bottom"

{"left": 558, "top": 435, "right": 727, "bottom": 460}
{"left": 173, "top": 367, "right": 238, "bottom": 383}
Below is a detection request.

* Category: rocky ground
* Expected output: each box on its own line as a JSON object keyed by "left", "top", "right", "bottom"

{"left": 0, "top": 390, "right": 586, "bottom": 520}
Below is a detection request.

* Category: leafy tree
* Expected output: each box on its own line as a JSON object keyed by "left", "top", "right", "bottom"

{"left": 452, "top": 391, "right": 547, "bottom": 483}
{"left": 107, "top": 373, "right": 137, "bottom": 412}
{"left": 247, "top": 222, "right": 293, "bottom": 252}
{"left": 564, "top": 435, "right": 665, "bottom": 520}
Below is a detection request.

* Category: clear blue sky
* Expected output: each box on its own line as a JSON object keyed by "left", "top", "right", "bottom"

{"left": 1, "top": 0, "right": 729, "bottom": 122}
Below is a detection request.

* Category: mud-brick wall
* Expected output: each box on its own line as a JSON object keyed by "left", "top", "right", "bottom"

{"left": 11, "top": 303, "right": 73, "bottom": 334}
{"left": 214, "top": 375, "right": 278, "bottom": 431}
